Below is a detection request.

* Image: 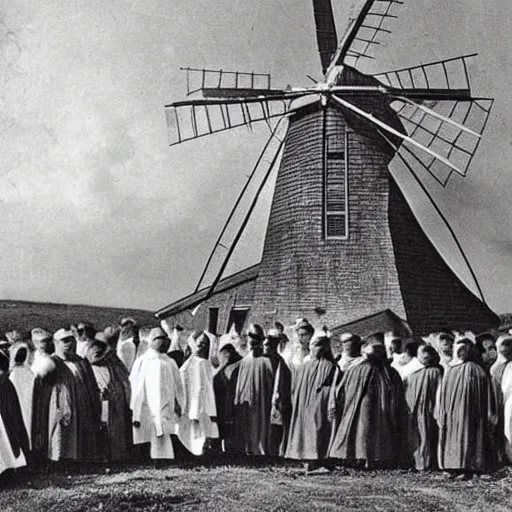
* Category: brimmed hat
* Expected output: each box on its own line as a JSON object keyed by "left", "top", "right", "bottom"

{"left": 54, "top": 328, "right": 75, "bottom": 342}
{"left": 247, "top": 323, "right": 265, "bottom": 341}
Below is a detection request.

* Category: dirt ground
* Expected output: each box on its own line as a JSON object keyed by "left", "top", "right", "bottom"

{"left": 1, "top": 460, "right": 512, "bottom": 512}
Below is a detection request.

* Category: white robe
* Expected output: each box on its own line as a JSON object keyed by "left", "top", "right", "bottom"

{"left": 500, "top": 362, "right": 512, "bottom": 462}
{"left": 117, "top": 337, "right": 137, "bottom": 373}
{"left": 130, "top": 349, "right": 183, "bottom": 459}
{"left": 392, "top": 355, "right": 424, "bottom": 380}
{"left": 9, "top": 365, "right": 35, "bottom": 448}
{"left": 177, "top": 354, "right": 219, "bottom": 456}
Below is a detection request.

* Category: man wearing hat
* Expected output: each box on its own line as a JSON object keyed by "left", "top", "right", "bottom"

{"left": 129, "top": 327, "right": 184, "bottom": 460}
{"left": 53, "top": 327, "right": 102, "bottom": 464}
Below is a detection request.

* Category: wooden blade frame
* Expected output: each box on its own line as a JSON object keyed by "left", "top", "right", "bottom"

{"left": 392, "top": 98, "right": 494, "bottom": 186}
{"left": 194, "top": 116, "right": 289, "bottom": 293}
{"left": 312, "top": 0, "right": 339, "bottom": 74}
{"left": 327, "top": 0, "right": 403, "bottom": 75}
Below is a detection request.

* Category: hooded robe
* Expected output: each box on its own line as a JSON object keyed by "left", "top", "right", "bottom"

{"left": 130, "top": 348, "right": 183, "bottom": 459}
{"left": 285, "top": 357, "right": 336, "bottom": 461}
{"left": 9, "top": 344, "right": 35, "bottom": 448}
{"left": 0, "top": 374, "right": 29, "bottom": 473}
{"left": 436, "top": 361, "right": 496, "bottom": 472}
{"left": 233, "top": 353, "right": 275, "bottom": 455}
{"left": 56, "top": 355, "right": 101, "bottom": 462}
{"left": 86, "top": 343, "right": 133, "bottom": 461}
{"left": 177, "top": 354, "right": 219, "bottom": 455}
{"left": 328, "top": 359, "right": 407, "bottom": 464}
{"left": 404, "top": 365, "right": 442, "bottom": 470}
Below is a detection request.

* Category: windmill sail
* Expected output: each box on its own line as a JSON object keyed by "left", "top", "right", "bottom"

{"left": 393, "top": 98, "right": 494, "bottom": 185}
{"left": 373, "top": 54, "right": 477, "bottom": 95}
{"left": 195, "top": 117, "right": 289, "bottom": 293}
{"left": 329, "top": 0, "right": 403, "bottom": 72}
{"left": 165, "top": 95, "right": 294, "bottom": 146}
{"left": 180, "top": 67, "right": 282, "bottom": 98}
{"left": 312, "top": 0, "right": 339, "bottom": 74}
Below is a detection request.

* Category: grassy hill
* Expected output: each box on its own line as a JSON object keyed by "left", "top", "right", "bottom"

{"left": 0, "top": 300, "right": 157, "bottom": 335}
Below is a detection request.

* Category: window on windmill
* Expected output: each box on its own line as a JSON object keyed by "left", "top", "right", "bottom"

{"left": 208, "top": 307, "right": 219, "bottom": 335}
{"left": 226, "top": 306, "right": 249, "bottom": 334}
{"left": 325, "top": 132, "right": 349, "bottom": 239}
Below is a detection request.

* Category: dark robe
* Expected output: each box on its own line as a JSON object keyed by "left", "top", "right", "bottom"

{"left": 233, "top": 354, "right": 274, "bottom": 455}
{"left": 0, "top": 374, "right": 30, "bottom": 461}
{"left": 87, "top": 349, "right": 132, "bottom": 461}
{"left": 268, "top": 354, "right": 292, "bottom": 456}
{"left": 214, "top": 360, "right": 241, "bottom": 451}
{"left": 58, "top": 355, "right": 101, "bottom": 462}
{"left": 285, "top": 358, "right": 336, "bottom": 461}
{"left": 404, "top": 365, "right": 442, "bottom": 470}
{"left": 436, "top": 362, "right": 496, "bottom": 472}
{"left": 31, "top": 355, "right": 72, "bottom": 465}
{"left": 328, "top": 360, "right": 407, "bottom": 464}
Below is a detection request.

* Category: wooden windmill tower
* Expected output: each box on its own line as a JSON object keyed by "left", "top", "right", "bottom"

{"left": 163, "top": 0, "right": 499, "bottom": 335}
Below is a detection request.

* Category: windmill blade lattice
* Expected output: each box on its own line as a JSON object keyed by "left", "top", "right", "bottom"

{"left": 165, "top": 96, "right": 293, "bottom": 146}
{"left": 180, "top": 67, "right": 278, "bottom": 97}
{"left": 197, "top": 118, "right": 289, "bottom": 297}
{"left": 336, "top": 0, "right": 403, "bottom": 69}
{"left": 393, "top": 98, "right": 494, "bottom": 186}
{"left": 373, "top": 54, "right": 476, "bottom": 95}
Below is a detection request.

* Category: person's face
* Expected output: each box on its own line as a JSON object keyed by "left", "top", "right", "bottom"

{"left": 218, "top": 348, "right": 231, "bottom": 366}
{"left": 297, "top": 329, "right": 312, "bottom": 349}
{"left": 309, "top": 340, "right": 325, "bottom": 359}
{"left": 499, "top": 343, "right": 512, "bottom": 361}
{"left": 36, "top": 338, "right": 54, "bottom": 355}
{"left": 417, "top": 347, "right": 433, "bottom": 366}
{"left": 196, "top": 336, "right": 210, "bottom": 359}
{"left": 249, "top": 337, "right": 263, "bottom": 356}
{"left": 76, "top": 326, "right": 88, "bottom": 342}
{"left": 342, "top": 340, "right": 359, "bottom": 358}
{"left": 482, "top": 338, "right": 497, "bottom": 365}
{"left": 263, "top": 337, "right": 279, "bottom": 356}
{"left": 454, "top": 342, "right": 470, "bottom": 362}
{"left": 438, "top": 335, "right": 453, "bottom": 356}
{"left": 55, "top": 336, "right": 76, "bottom": 359}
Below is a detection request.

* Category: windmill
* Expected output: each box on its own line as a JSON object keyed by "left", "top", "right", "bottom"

{"left": 162, "top": 0, "right": 499, "bottom": 335}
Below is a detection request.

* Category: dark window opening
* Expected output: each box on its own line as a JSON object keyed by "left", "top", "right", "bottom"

{"left": 226, "top": 307, "right": 249, "bottom": 334}
{"left": 208, "top": 307, "right": 219, "bottom": 335}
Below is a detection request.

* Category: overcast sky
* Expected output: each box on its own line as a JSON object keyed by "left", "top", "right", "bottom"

{"left": 2, "top": 0, "right": 512, "bottom": 313}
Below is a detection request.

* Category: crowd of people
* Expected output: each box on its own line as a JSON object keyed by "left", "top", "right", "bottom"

{"left": 0, "top": 315, "right": 510, "bottom": 481}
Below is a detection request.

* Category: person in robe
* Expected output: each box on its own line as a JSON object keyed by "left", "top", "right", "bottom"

{"left": 0, "top": 351, "right": 30, "bottom": 476}
{"left": 328, "top": 333, "right": 407, "bottom": 469}
{"left": 338, "top": 333, "right": 364, "bottom": 373}
{"left": 494, "top": 337, "right": 512, "bottom": 464}
{"left": 130, "top": 327, "right": 183, "bottom": 460}
{"left": 391, "top": 341, "right": 423, "bottom": 380}
{"left": 167, "top": 325, "right": 186, "bottom": 368}
{"left": 285, "top": 332, "right": 337, "bottom": 473}
{"left": 436, "top": 336, "right": 497, "bottom": 479}
{"left": 177, "top": 332, "right": 219, "bottom": 456}
{"left": 403, "top": 344, "right": 442, "bottom": 471}
{"left": 117, "top": 317, "right": 138, "bottom": 372}
{"left": 136, "top": 327, "right": 151, "bottom": 360}
{"left": 53, "top": 327, "right": 101, "bottom": 464}
{"left": 283, "top": 319, "right": 313, "bottom": 369}
{"left": 213, "top": 343, "right": 242, "bottom": 453}
{"left": 264, "top": 329, "right": 292, "bottom": 457}
{"left": 85, "top": 340, "right": 132, "bottom": 462}
{"left": 275, "top": 321, "right": 290, "bottom": 356}
{"left": 234, "top": 323, "right": 276, "bottom": 456}
{"left": 476, "top": 333, "right": 498, "bottom": 373}
{"left": 31, "top": 328, "right": 73, "bottom": 467}
{"left": 75, "top": 322, "right": 96, "bottom": 358}
{"left": 426, "top": 331, "right": 454, "bottom": 371}
{"left": 9, "top": 342, "right": 35, "bottom": 449}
